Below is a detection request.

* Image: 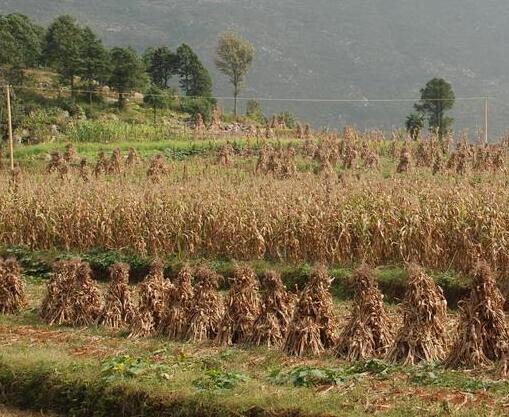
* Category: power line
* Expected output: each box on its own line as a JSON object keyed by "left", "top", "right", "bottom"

{"left": 1, "top": 84, "right": 488, "bottom": 103}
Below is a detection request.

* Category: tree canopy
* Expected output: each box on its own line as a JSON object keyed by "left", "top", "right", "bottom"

{"left": 415, "top": 78, "right": 455, "bottom": 138}
{"left": 175, "top": 44, "right": 212, "bottom": 97}
{"left": 215, "top": 32, "right": 255, "bottom": 117}
{"left": 44, "top": 15, "right": 85, "bottom": 92}
{"left": 144, "top": 46, "right": 177, "bottom": 89}
{"left": 109, "top": 47, "right": 148, "bottom": 109}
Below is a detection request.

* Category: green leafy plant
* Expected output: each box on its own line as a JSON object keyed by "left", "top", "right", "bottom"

{"left": 192, "top": 369, "right": 249, "bottom": 391}
{"left": 100, "top": 355, "right": 171, "bottom": 382}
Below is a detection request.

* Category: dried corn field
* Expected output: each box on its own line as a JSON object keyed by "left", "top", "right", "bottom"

{"left": 1, "top": 167, "right": 509, "bottom": 275}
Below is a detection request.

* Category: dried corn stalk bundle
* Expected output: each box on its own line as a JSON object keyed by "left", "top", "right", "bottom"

{"left": 284, "top": 265, "right": 338, "bottom": 356}
{"left": 0, "top": 258, "right": 27, "bottom": 314}
{"left": 250, "top": 270, "right": 294, "bottom": 348}
{"left": 129, "top": 259, "right": 170, "bottom": 338}
{"left": 336, "top": 264, "right": 393, "bottom": 361}
{"left": 217, "top": 265, "right": 261, "bottom": 345}
{"left": 108, "top": 148, "right": 124, "bottom": 175}
{"left": 71, "top": 262, "right": 102, "bottom": 326}
{"left": 99, "top": 263, "right": 136, "bottom": 329}
{"left": 63, "top": 143, "right": 80, "bottom": 164}
{"left": 147, "top": 154, "right": 169, "bottom": 182}
{"left": 446, "top": 261, "right": 509, "bottom": 370}
{"left": 396, "top": 147, "right": 411, "bottom": 173}
{"left": 94, "top": 151, "right": 109, "bottom": 177}
{"left": 40, "top": 259, "right": 81, "bottom": 325}
{"left": 158, "top": 264, "right": 194, "bottom": 339}
{"left": 185, "top": 266, "right": 224, "bottom": 342}
{"left": 387, "top": 263, "right": 447, "bottom": 365}
{"left": 126, "top": 147, "right": 139, "bottom": 167}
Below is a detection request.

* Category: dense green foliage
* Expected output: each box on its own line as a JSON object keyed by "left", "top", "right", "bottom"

{"left": 175, "top": 44, "right": 213, "bottom": 97}
{"left": 415, "top": 78, "right": 455, "bottom": 138}
{"left": 109, "top": 47, "right": 148, "bottom": 109}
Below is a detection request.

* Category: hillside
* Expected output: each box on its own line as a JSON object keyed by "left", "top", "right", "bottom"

{"left": 1, "top": 0, "right": 508, "bottom": 136}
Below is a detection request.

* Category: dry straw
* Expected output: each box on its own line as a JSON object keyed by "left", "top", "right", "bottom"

{"left": 336, "top": 264, "right": 393, "bottom": 361}
{"left": 0, "top": 258, "right": 27, "bottom": 314}
{"left": 129, "top": 259, "right": 170, "bottom": 338}
{"left": 387, "top": 263, "right": 448, "bottom": 364}
{"left": 41, "top": 259, "right": 81, "bottom": 325}
{"left": 71, "top": 261, "right": 102, "bottom": 326}
{"left": 99, "top": 263, "right": 136, "bottom": 329}
{"left": 158, "top": 264, "right": 195, "bottom": 339}
{"left": 446, "top": 261, "right": 509, "bottom": 370}
{"left": 217, "top": 265, "right": 261, "bottom": 345}
{"left": 185, "top": 266, "right": 224, "bottom": 342}
{"left": 250, "top": 270, "right": 295, "bottom": 348}
{"left": 284, "top": 265, "right": 338, "bottom": 356}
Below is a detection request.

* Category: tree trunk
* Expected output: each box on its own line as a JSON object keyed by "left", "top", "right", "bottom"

{"left": 118, "top": 93, "right": 126, "bottom": 110}
{"left": 70, "top": 75, "right": 75, "bottom": 99}
{"left": 233, "top": 84, "right": 238, "bottom": 118}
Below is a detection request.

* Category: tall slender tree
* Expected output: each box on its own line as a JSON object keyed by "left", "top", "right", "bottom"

{"left": 215, "top": 32, "right": 255, "bottom": 117}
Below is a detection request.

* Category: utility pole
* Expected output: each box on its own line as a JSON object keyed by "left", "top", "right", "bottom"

{"left": 5, "top": 85, "right": 14, "bottom": 170}
{"left": 484, "top": 96, "right": 489, "bottom": 145}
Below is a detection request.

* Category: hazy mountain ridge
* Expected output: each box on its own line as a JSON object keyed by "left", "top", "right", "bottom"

{"left": 1, "top": 0, "right": 508, "bottom": 135}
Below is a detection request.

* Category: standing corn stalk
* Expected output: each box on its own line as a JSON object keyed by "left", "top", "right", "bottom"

{"left": 250, "top": 270, "right": 295, "bottom": 348}
{"left": 445, "top": 261, "right": 509, "bottom": 371}
{"left": 216, "top": 265, "right": 261, "bottom": 345}
{"left": 159, "top": 264, "right": 194, "bottom": 339}
{"left": 0, "top": 258, "right": 27, "bottom": 314}
{"left": 185, "top": 266, "right": 224, "bottom": 342}
{"left": 99, "top": 263, "right": 136, "bottom": 329}
{"left": 336, "top": 264, "right": 393, "bottom": 361}
{"left": 387, "top": 263, "right": 448, "bottom": 364}
{"left": 284, "top": 265, "right": 338, "bottom": 356}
